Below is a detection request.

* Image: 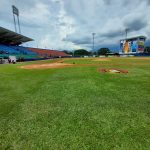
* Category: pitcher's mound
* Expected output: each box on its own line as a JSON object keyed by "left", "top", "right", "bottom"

{"left": 21, "top": 63, "right": 74, "bottom": 69}
{"left": 99, "top": 68, "right": 128, "bottom": 74}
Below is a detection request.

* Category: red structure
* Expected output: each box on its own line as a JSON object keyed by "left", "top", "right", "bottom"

{"left": 28, "top": 47, "right": 70, "bottom": 58}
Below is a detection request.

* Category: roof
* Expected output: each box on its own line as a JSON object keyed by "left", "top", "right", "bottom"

{"left": 120, "top": 36, "right": 146, "bottom": 41}
{"left": 0, "top": 26, "right": 33, "bottom": 45}
{"left": 27, "top": 47, "right": 70, "bottom": 57}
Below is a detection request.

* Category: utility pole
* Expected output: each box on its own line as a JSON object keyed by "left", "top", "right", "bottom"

{"left": 125, "top": 28, "right": 129, "bottom": 39}
{"left": 92, "top": 33, "right": 96, "bottom": 54}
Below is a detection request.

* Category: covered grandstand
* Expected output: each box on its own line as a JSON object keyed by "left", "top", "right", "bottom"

{"left": 0, "top": 27, "right": 70, "bottom": 61}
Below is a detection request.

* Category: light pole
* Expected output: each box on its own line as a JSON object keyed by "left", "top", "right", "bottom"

{"left": 125, "top": 28, "right": 129, "bottom": 39}
{"left": 12, "top": 5, "right": 21, "bottom": 33}
{"left": 92, "top": 33, "right": 96, "bottom": 56}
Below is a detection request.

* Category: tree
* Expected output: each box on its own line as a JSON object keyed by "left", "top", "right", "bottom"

{"left": 74, "top": 49, "right": 89, "bottom": 56}
{"left": 97, "top": 48, "right": 111, "bottom": 55}
{"left": 62, "top": 50, "right": 73, "bottom": 55}
{"left": 144, "top": 47, "right": 150, "bottom": 53}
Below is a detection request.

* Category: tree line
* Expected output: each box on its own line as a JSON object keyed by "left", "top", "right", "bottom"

{"left": 63, "top": 48, "right": 111, "bottom": 56}
{"left": 63, "top": 47, "right": 150, "bottom": 56}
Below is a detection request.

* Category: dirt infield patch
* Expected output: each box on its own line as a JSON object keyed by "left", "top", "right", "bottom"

{"left": 21, "top": 62, "right": 150, "bottom": 70}
{"left": 99, "top": 68, "right": 128, "bottom": 74}
{"left": 92, "top": 58, "right": 110, "bottom": 61}
{"left": 129, "top": 57, "right": 150, "bottom": 60}
{"left": 20, "top": 63, "right": 74, "bottom": 69}
{"left": 20, "top": 63, "right": 103, "bottom": 69}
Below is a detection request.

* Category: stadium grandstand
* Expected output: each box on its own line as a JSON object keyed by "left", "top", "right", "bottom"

{"left": 28, "top": 47, "right": 70, "bottom": 58}
{"left": 0, "top": 26, "right": 70, "bottom": 62}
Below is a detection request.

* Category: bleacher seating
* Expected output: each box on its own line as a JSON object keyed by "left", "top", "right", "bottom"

{"left": 0, "top": 44, "right": 38, "bottom": 56}
{"left": 11, "top": 46, "right": 37, "bottom": 55}
{"left": 28, "top": 47, "right": 70, "bottom": 58}
{"left": 0, "top": 44, "right": 69, "bottom": 60}
{"left": 0, "top": 44, "right": 20, "bottom": 54}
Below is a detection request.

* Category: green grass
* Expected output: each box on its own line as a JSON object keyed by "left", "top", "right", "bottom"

{"left": 0, "top": 58, "right": 150, "bottom": 150}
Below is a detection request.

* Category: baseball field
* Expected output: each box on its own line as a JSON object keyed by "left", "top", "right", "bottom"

{"left": 0, "top": 57, "right": 150, "bottom": 149}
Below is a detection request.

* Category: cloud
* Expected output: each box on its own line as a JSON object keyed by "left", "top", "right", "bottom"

{"left": 147, "top": 0, "right": 150, "bottom": 5}
{"left": 68, "top": 37, "right": 91, "bottom": 45}
{"left": 39, "top": 34, "right": 82, "bottom": 50}
{"left": 103, "top": 0, "right": 111, "bottom": 5}
{"left": 101, "top": 30, "right": 123, "bottom": 38}
{"left": 0, "top": 0, "right": 150, "bottom": 51}
{"left": 126, "top": 20, "right": 147, "bottom": 32}
{"left": 124, "top": 15, "right": 148, "bottom": 32}
{"left": 20, "top": 2, "right": 53, "bottom": 29}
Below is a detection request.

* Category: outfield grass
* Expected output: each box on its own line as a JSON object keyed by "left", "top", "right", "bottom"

{"left": 0, "top": 58, "right": 150, "bottom": 150}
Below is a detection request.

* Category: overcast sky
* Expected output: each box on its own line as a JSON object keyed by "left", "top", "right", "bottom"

{"left": 0, "top": 0, "right": 150, "bottom": 51}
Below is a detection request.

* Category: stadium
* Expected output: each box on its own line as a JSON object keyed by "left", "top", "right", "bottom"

{"left": 0, "top": 2, "right": 150, "bottom": 150}
{"left": 0, "top": 26, "right": 70, "bottom": 64}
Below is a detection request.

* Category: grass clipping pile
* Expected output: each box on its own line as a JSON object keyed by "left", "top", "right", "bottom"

{"left": 21, "top": 63, "right": 74, "bottom": 69}
{"left": 100, "top": 68, "right": 128, "bottom": 74}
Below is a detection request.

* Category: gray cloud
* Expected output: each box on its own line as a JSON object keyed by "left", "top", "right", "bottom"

{"left": 63, "top": 36, "right": 92, "bottom": 45}
{"left": 71, "top": 37, "right": 91, "bottom": 45}
{"left": 101, "top": 30, "right": 123, "bottom": 38}
{"left": 125, "top": 18, "right": 148, "bottom": 32}
{"left": 0, "top": 0, "right": 150, "bottom": 50}
{"left": 147, "top": 0, "right": 150, "bottom": 5}
{"left": 103, "top": 0, "right": 111, "bottom": 5}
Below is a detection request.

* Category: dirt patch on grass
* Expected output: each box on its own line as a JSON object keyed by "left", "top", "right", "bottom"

{"left": 20, "top": 56, "right": 150, "bottom": 70}
{"left": 21, "top": 62, "right": 150, "bottom": 70}
{"left": 99, "top": 68, "right": 128, "bottom": 74}
{"left": 129, "top": 57, "right": 150, "bottom": 60}
{"left": 21, "top": 63, "right": 103, "bottom": 69}
{"left": 92, "top": 58, "right": 111, "bottom": 61}
{"left": 21, "top": 63, "right": 75, "bottom": 69}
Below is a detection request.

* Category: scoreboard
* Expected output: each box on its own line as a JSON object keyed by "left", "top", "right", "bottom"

{"left": 120, "top": 36, "right": 146, "bottom": 54}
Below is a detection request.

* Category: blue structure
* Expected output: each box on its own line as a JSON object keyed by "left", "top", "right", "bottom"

{"left": 0, "top": 44, "right": 20, "bottom": 54}
{"left": 11, "top": 46, "right": 36, "bottom": 55}
{"left": 0, "top": 44, "right": 37, "bottom": 55}
{"left": 0, "top": 26, "right": 38, "bottom": 59}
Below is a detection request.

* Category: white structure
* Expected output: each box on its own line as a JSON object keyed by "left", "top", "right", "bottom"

{"left": 9, "top": 56, "right": 17, "bottom": 63}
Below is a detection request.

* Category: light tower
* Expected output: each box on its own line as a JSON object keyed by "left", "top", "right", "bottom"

{"left": 12, "top": 5, "right": 21, "bottom": 33}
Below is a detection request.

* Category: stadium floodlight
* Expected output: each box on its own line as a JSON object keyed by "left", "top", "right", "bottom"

{"left": 12, "top": 5, "right": 21, "bottom": 34}
{"left": 12, "top": 5, "right": 19, "bottom": 16}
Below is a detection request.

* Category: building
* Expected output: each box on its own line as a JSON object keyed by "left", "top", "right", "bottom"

{"left": 120, "top": 36, "right": 146, "bottom": 54}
